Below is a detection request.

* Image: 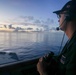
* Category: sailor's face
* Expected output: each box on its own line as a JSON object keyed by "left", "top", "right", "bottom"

{"left": 58, "top": 13, "right": 66, "bottom": 31}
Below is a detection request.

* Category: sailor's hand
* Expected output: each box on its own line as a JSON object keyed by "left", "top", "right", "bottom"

{"left": 37, "top": 57, "right": 48, "bottom": 75}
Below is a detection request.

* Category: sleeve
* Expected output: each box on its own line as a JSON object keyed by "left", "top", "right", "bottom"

{"left": 65, "top": 43, "right": 76, "bottom": 75}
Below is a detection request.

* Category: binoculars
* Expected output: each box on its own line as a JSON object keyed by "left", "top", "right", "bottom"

{"left": 43, "top": 51, "right": 54, "bottom": 62}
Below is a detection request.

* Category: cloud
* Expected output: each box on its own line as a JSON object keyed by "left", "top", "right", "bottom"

{"left": 40, "top": 18, "right": 55, "bottom": 25}
{"left": 45, "top": 18, "right": 55, "bottom": 25}
{"left": 19, "top": 16, "right": 34, "bottom": 21}
{"left": 5, "top": 16, "right": 34, "bottom": 25}
{"left": 3, "top": 16, "right": 56, "bottom": 29}
{"left": 34, "top": 19, "right": 41, "bottom": 25}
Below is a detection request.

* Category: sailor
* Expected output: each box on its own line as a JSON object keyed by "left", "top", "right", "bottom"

{"left": 37, "top": 0, "right": 76, "bottom": 75}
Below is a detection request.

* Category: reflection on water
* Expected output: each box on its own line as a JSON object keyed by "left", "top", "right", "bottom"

{"left": 0, "top": 31, "right": 68, "bottom": 60}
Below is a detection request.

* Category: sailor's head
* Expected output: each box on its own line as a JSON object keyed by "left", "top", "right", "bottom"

{"left": 53, "top": 0, "right": 76, "bottom": 31}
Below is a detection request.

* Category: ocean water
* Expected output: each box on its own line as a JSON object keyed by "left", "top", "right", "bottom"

{"left": 0, "top": 31, "right": 68, "bottom": 62}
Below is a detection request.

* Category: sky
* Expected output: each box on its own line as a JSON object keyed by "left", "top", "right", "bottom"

{"left": 0, "top": 0, "right": 69, "bottom": 28}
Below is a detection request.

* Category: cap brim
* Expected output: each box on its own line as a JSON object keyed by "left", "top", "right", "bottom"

{"left": 53, "top": 10, "right": 62, "bottom": 14}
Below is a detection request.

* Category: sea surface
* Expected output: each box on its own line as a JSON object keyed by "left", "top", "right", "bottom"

{"left": 0, "top": 31, "right": 68, "bottom": 62}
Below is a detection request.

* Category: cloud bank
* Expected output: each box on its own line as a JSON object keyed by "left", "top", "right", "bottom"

{"left": 1, "top": 16, "right": 56, "bottom": 29}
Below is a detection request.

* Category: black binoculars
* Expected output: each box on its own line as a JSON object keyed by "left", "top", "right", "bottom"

{"left": 43, "top": 51, "right": 54, "bottom": 62}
